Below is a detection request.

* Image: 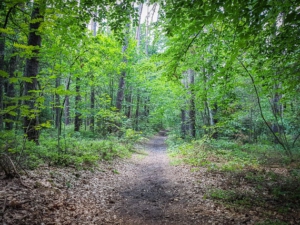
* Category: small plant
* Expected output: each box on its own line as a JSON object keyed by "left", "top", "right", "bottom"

{"left": 209, "top": 189, "right": 236, "bottom": 201}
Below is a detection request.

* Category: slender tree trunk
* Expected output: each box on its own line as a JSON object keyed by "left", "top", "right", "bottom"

{"left": 116, "top": 70, "right": 126, "bottom": 111}
{"left": 0, "top": 0, "right": 18, "bottom": 130}
{"left": 181, "top": 109, "right": 186, "bottom": 138}
{"left": 23, "top": 2, "right": 44, "bottom": 144}
{"left": 145, "top": 2, "right": 149, "bottom": 55}
{"left": 144, "top": 96, "right": 150, "bottom": 117}
{"left": 5, "top": 54, "right": 17, "bottom": 130}
{"left": 84, "top": 93, "right": 87, "bottom": 131}
{"left": 90, "top": 14, "right": 97, "bottom": 132}
{"left": 0, "top": 35, "right": 5, "bottom": 130}
{"left": 55, "top": 77, "right": 60, "bottom": 128}
{"left": 64, "top": 95, "right": 70, "bottom": 125}
{"left": 74, "top": 77, "right": 81, "bottom": 131}
{"left": 110, "top": 76, "right": 114, "bottom": 106}
{"left": 116, "top": 24, "right": 129, "bottom": 111}
{"left": 181, "top": 72, "right": 189, "bottom": 138}
{"left": 211, "top": 102, "right": 218, "bottom": 138}
{"left": 135, "top": 3, "right": 143, "bottom": 48}
{"left": 0, "top": 0, "right": 5, "bottom": 130}
{"left": 90, "top": 86, "right": 95, "bottom": 132}
{"left": 125, "top": 87, "right": 132, "bottom": 118}
{"left": 189, "top": 69, "right": 196, "bottom": 138}
{"left": 135, "top": 91, "right": 140, "bottom": 130}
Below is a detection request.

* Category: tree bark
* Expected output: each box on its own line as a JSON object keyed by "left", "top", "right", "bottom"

{"left": 189, "top": 69, "right": 196, "bottom": 138}
{"left": 125, "top": 87, "right": 132, "bottom": 118}
{"left": 144, "top": 96, "right": 150, "bottom": 118}
{"left": 109, "top": 76, "right": 114, "bottom": 106}
{"left": 145, "top": 2, "right": 150, "bottom": 55}
{"left": 5, "top": 54, "right": 17, "bottom": 130}
{"left": 90, "top": 13, "right": 97, "bottom": 132}
{"left": 55, "top": 77, "right": 60, "bottom": 128}
{"left": 23, "top": 2, "right": 44, "bottom": 144}
{"left": 116, "top": 24, "right": 129, "bottom": 111}
{"left": 74, "top": 77, "right": 81, "bottom": 132}
{"left": 90, "top": 86, "right": 95, "bottom": 131}
{"left": 135, "top": 90, "right": 140, "bottom": 130}
{"left": 0, "top": 1, "right": 8, "bottom": 130}
{"left": 64, "top": 95, "right": 70, "bottom": 125}
{"left": 135, "top": 3, "right": 143, "bottom": 48}
{"left": 116, "top": 70, "right": 126, "bottom": 111}
{"left": 0, "top": 35, "right": 4, "bottom": 131}
{"left": 181, "top": 109, "right": 186, "bottom": 138}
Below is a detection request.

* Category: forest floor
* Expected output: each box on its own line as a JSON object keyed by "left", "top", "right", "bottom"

{"left": 1, "top": 134, "right": 299, "bottom": 225}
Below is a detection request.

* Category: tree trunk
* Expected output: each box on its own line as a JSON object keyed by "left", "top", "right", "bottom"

{"left": 90, "top": 86, "right": 95, "bottom": 132}
{"left": 90, "top": 15, "right": 97, "bottom": 132}
{"left": 145, "top": 2, "right": 149, "bottom": 55}
{"left": 144, "top": 96, "right": 150, "bottom": 118}
{"left": 189, "top": 69, "right": 196, "bottom": 138}
{"left": 64, "top": 95, "right": 70, "bottom": 125}
{"left": 109, "top": 76, "right": 114, "bottom": 106}
{"left": 0, "top": 35, "right": 5, "bottom": 130}
{"left": 135, "top": 3, "right": 143, "bottom": 48}
{"left": 116, "top": 70, "right": 126, "bottom": 111}
{"left": 135, "top": 91, "right": 140, "bottom": 130}
{"left": 116, "top": 24, "right": 129, "bottom": 111}
{"left": 5, "top": 54, "right": 17, "bottom": 130}
{"left": 211, "top": 102, "right": 218, "bottom": 138}
{"left": 74, "top": 77, "right": 81, "bottom": 132}
{"left": 181, "top": 109, "right": 186, "bottom": 138}
{"left": 55, "top": 77, "right": 60, "bottom": 128}
{"left": 23, "top": 2, "right": 44, "bottom": 144}
{"left": 0, "top": 1, "right": 7, "bottom": 131}
{"left": 125, "top": 87, "right": 132, "bottom": 118}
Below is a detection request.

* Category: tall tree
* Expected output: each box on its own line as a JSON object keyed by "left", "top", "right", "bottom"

{"left": 23, "top": 1, "right": 44, "bottom": 144}
{"left": 74, "top": 77, "right": 82, "bottom": 132}
{"left": 116, "top": 24, "right": 129, "bottom": 111}
{"left": 5, "top": 53, "right": 17, "bottom": 130}
{"left": 188, "top": 69, "right": 196, "bottom": 138}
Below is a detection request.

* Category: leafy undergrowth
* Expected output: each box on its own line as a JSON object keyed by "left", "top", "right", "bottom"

{"left": 167, "top": 135, "right": 300, "bottom": 224}
{"left": 0, "top": 128, "right": 145, "bottom": 174}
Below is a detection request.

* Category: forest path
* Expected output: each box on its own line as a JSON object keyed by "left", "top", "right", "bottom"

{"left": 105, "top": 135, "right": 236, "bottom": 225}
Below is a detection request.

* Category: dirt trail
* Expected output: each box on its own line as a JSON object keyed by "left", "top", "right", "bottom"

{"left": 105, "top": 135, "right": 237, "bottom": 225}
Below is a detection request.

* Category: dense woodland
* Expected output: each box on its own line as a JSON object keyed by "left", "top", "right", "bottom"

{"left": 0, "top": 0, "right": 300, "bottom": 224}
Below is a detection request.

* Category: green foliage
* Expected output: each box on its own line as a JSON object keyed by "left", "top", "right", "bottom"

{"left": 0, "top": 128, "right": 135, "bottom": 171}
{"left": 167, "top": 134, "right": 300, "bottom": 173}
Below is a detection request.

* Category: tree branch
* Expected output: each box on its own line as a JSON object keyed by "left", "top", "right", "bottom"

{"left": 238, "top": 59, "right": 292, "bottom": 156}
{"left": 173, "top": 27, "right": 204, "bottom": 76}
{"left": 2, "top": 4, "right": 18, "bottom": 29}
